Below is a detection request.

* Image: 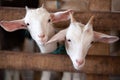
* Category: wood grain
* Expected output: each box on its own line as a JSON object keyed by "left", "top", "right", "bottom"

{"left": 0, "top": 7, "right": 120, "bottom": 30}
{"left": 0, "top": 51, "right": 119, "bottom": 75}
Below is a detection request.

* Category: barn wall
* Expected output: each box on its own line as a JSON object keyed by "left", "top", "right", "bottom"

{"left": 41, "top": 0, "right": 120, "bottom": 12}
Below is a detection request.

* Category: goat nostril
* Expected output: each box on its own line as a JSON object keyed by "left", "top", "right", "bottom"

{"left": 76, "top": 59, "right": 84, "bottom": 66}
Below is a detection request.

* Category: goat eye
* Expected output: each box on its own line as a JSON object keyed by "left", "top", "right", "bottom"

{"left": 91, "top": 41, "right": 94, "bottom": 44}
{"left": 26, "top": 23, "right": 30, "bottom": 26}
{"left": 67, "top": 39, "right": 71, "bottom": 42}
{"left": 48, "top": 19, "right": 51, "bottom": 23}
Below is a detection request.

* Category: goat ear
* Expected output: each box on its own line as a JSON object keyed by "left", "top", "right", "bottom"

{"left": 0, "top": 19, "right": 27, "bottom": 32}
{"left": 50, "top": 9, "right": 73, "bottom": 23}
{"left": 93, "top": 31, "right": 119, "bottom": 43}
{"left": 46, "top": 29, "right": 67, "bottom": 45}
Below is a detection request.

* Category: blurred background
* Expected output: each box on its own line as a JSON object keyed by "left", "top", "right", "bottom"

{"left": 0, "top": 0, "right": 120, "bottom": 12}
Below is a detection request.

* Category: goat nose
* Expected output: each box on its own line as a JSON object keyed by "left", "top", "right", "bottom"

{"left": 39, "top": 34, "right": 45, "bottom": 38}
{"left": 76, "top": 59, "right": 84, "bottom": 66}
{"left": 38, "top": 34, "right": 47, "bottom": 43}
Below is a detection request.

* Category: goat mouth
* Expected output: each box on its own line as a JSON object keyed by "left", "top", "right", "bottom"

{"left": 39, "top": 39, "right": 48, "bottom": 45}
{"left": 38, "top": 41, "right": 46, "bottom": 46}
{"left": 40, "top": 43, "right": 45, "bottom": 46}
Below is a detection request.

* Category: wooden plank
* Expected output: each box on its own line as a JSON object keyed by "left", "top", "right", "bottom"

{"left": 0, "top": 51, "right": 120, "bottom": 75}
{"left": 0, "top": 7, "right": 25, "bottom": 20}
{"left": 89, "top": 0, "right": 111, "bottom": 12}
{"left": 86, "top": 74, "right": 109, "bottom": 80}
{"left": 0, "top": 7, "right": 120, "bottom": 30}
{"left": 53, "top": 12, "right": 120, "bottom": 30}
{"left": 88, "top": 42, "right": 109, "bottom": 55}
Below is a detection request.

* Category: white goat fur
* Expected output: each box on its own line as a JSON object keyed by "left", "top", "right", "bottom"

{"left": 25, "top": 7, "right": 56, "bottom": 53}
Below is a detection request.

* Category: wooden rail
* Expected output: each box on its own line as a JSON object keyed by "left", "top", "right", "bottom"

{"left": 86, "top": 74, "right": 109, "bottom": 80}
{"left": 0, "top": 7, "right": 120, "bottom": 30}
{"left": 0, "top": 51, "right": 120, "bottom": 75}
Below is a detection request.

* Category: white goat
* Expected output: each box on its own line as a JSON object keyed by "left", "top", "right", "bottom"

{"left": 46, "top": 12, "right": 119, "bottom": 80}
{"left": 0, "top": 6, "right": 73, "bottom": 80}
{"left": 0, "top": 6, "right": 72, "bottom": 53}
{"left": 47, "top": 12, "right": 119, "bottom": 70}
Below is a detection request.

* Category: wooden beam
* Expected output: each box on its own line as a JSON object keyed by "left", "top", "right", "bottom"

{"left": 86, "top": 74, "right": 109, "bottom": 80}
{"left": 0, "top": 7, "right": 120, "bottom": 30}
{"left": 0, "top": 7, "right": 25, "bottom": 20}
{"left": 0, "top": 51, "right": 120, "bottom": 75}
{"left": 88, "top": 43, "right": 109, "bottom": 55}
{"left": 53, "top": 11, "right": 120, "bottom": 31}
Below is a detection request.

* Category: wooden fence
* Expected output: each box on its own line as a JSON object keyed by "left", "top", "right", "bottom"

{"left": 0, "top": 51, "right": 120, "bottom": 75}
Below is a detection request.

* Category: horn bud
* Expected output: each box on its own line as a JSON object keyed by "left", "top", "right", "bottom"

{"left": 69, "top": 12, "right": 76, "bottom": 23}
